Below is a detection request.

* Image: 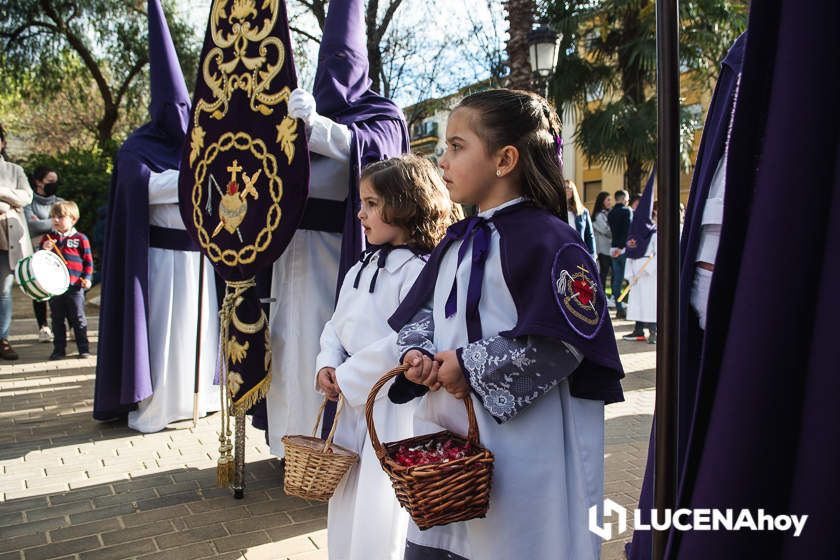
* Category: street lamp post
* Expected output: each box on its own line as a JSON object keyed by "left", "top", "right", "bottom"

{"left": 527, "top": 22, "right": 562, "bottom": 99}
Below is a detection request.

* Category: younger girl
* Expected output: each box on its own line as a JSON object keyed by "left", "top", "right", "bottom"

{"left": 388, "top": 89, "right": 625, "bottom": 559}
{"left": 314, "top": 154, "right": 460, "bottom": 560}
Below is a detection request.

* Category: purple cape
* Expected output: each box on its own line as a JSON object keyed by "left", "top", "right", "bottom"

{"left": 625, "top": 168, "right": 656, "bottom": 260}
{"left": 93, "top": 0, "right": 190, "bottom": 419}
{"left": 672, "top": 1, "right": 840, "bottom": 555}
{"left": 626, "top": 32, "right": 746, "bottom": 559}
{"left": 389, "top": 201, "right": 625, "bottom": 404}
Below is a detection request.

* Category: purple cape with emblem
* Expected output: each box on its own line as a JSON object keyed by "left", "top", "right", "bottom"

{"left": 671, "top": 1, "right": 839, "bottom": 555}
{"left": 626, "top": 32, "right": 746, "bottom": 559}
{"left": 625, "top": 168, "right": 656, "bottom": 260}
{"left": 389, "top": 201, "right": 625, "bottom": 404}
{"left": 93, "top": 0, "right": 190, "bottom": 419}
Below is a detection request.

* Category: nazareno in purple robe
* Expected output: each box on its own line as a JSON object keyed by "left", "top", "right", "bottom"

{"left": 672, "top": 1, "right": 839, "bottom": 556}
{"left": 625, "top": 32, "right": 746, "bottom": 560}
{"left": 93, "top": 0, "right": 191, "bottom": 420}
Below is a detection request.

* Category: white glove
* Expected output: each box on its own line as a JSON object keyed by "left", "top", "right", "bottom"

{"left": 288, "top": 88, "right": 317, "bottom": 126}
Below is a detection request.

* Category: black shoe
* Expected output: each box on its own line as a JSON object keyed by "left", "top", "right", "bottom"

{"left": 648, "top": 331, "right": 657, "bottom": 344}
{"left": 49, "top": 352, "right": 66, "bottom": 361}
{"left": 623, "top": 332, "right": 646, "bottom": 341}
{"left": 616, "top": 309, "right": 627, "bottom": 320}
{"left": 1, "top": 339, "right": 18, "bottom": 360}
{"left": 78, "top": 352, "right": 92, "bottom": 359}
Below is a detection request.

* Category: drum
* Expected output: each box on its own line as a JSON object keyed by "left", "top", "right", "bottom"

{"left": 14, "top": 250, "right": 70, "bottom": 301}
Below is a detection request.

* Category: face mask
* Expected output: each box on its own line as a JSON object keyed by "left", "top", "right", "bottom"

{"left": 42, "top": 182, "right": 58, "bottom": 196}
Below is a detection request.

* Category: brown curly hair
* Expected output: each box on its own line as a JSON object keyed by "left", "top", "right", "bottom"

{"left": 361, "top": 155, "right": 463, "bottom": 253}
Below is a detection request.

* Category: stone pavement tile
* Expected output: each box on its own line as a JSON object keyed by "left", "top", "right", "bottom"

{"left": 183, "top": 505, "right": 252, "bottom": 529}
{"left": 155, "top": 523, "right": 228, "bottom": 550}
{"left": 93, "top": 488, "right": 156, "bottom": 508}
{"left": 0, "top": 511, "right": 23, "bottom": 526}
{"left": 0, "top": 497, "right": 48, "bottom": 513}
{"left": 22, "top": 535, "right": 100, "bottom": 560}
{"left": 100, "top": 519, "right": 176, "bottom": 546}
{"left": 0, "top": 552, "right": 22, "bottom": 560}
{"left": 77, "top": 538, "right": 158, "bottom": 560}
{"left": 136, "top": 542, "right": 215, "bottom": 560}
{"left": 308, "top": 529, "right": 327, "bottom": 549}
{"left": 26, "top": 499, "right": 94, "bottom": 522}
{"left": 286, "top": 504, "right": 328, "bottom": 524}
{"left": 134, "top": 490, "right": 201, "bottom": 512}
{"left": 185, "top": 491, "right": 269, "bottom": 515}
{"left": 0, "top": 517, "right": 68, "bottom": 539}
{"left": 69, "top": 503, "right": 135, "bottom": 525}
{"left": 48, "top": 518, "right": 121, "bottom": 543}
{"left": 112, "top": 475, "right": 175, "bottom": 494}
{"left": 49, "top": 486, "right": 114, "bottom": 505}
{"left": 0, "top": 534, "right": 47, "bottom": 554}
{"left": 243, "top": 535, "right": 316, "bottom": 560}
{"left": 121, "top": 504, "right": 191, "bottom": 528}
{"left": 265, "top": 520, "right": 328, "bottom": 543}
{"left": 246, "top": 495, "right": 310, "bottom": 517}
{"left": 224, "top": 512, "right": 294, "bottom": 535}
{"left": 288, "top": 550, "right": 329, "bottom": 560}
{"left": 213, "top": 530, "right": 272, "bottom": 554}
{"left": 154, "top": 479, "right": 198, "bottom": 497}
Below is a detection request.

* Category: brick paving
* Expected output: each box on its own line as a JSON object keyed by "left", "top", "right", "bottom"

{"left": 1, "top": 292, "right": 655, "bottom": 559}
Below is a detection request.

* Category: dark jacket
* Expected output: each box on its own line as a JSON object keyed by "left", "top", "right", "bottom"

{"left": 608, "top": 203, "right": 633, "bottom": 249}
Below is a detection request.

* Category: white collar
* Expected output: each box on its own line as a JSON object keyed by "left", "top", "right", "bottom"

{"left": 382, "top": 246, "right": 421, "bottom": 273}
{"left": 56, "top": 227, "right": 77, "bottom": 238}
{"left": 477, "top": 196, "right": 527, "bottom": 219}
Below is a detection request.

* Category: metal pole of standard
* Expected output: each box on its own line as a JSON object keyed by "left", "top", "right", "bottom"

{"left": 233, "top": 411, "right": 246, "bottom": 499}
{"left": 654, "top": 0, "right": 680, "bottom": 558}
{"left": 192, "top": 258, "right": 205, "bottom": 428}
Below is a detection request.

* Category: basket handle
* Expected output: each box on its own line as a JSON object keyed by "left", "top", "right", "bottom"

{"left": 313, "top": 394, "right": 346, "bottom": 454}
{"left": 365, "top": 364, "right": 481, "bottom": 460}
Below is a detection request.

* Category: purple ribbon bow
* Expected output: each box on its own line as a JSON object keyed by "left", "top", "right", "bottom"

{"left": 444, "top": 216, "right": 492, "bottom": 343}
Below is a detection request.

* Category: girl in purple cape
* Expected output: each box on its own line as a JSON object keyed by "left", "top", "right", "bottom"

{"left": 388, "top": 89, "right": 624, "bottom": 559}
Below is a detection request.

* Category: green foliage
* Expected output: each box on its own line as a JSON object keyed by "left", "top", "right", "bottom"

{"left": 0, "top": 0, "right": 199, "bottom": 151}
{"left": 547, "top": 0, "right": 748, "bottom": 192}
{"left": 23, "top": 146, "right": 113, "bottom": 241}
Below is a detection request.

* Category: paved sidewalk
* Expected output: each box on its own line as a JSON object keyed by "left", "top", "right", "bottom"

{"left": 1, "top": 294, "right": 654, "bottom": 559}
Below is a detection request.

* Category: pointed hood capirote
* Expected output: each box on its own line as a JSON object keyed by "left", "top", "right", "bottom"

{"left": 148, "top": 0, "right": 191, "bottom": 145}
{"left": 625, "top": 167, "right": 656, "bottom": 259}
{"left": 120, "top": 0, "right": 191, "bottom": 171}
{"left": 311, "top": 0, "right": 404, "bottom": 124}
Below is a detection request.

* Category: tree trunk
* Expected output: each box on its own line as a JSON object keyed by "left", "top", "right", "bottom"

{"left": 504, "top": 0, "right": 534, "bottom": 91}
{"left": 624, "top": 155, "right": 643, "bottom": 194}
{"left": 96, "top": 104, "right": 119, "bottom": 154}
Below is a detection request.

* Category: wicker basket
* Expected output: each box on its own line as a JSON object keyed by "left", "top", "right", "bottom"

{"left": 365, "top": 365, "right": 494, "bottom": 530}
{"left": 281, "top": 396, "right": 359, "bottom": 501}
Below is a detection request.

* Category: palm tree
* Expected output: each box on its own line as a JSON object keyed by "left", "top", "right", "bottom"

{"left": 504, "top": 0, "right": 536, "bottom": 91}
{"left": 549, "top": 0, "right": 746, "bottom": 193}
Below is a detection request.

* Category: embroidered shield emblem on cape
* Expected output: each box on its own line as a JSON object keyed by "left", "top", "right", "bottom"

{"left": 551, "top": 244, "right": 606, "bottom": 339}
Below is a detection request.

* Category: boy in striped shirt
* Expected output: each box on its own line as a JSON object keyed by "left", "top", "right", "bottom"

{"left": 41, "top": 201, "right": 92, "bottom": 360}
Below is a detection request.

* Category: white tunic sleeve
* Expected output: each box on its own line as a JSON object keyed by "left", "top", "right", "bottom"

{"left": 308, "top": 115, "right": 351, "bottom": 161}
{"left": 148, "top": 169, "right": 180, "bottom": 205}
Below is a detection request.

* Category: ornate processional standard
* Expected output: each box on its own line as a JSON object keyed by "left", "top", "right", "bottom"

{"left": 178, "top": 0, "right": 309, "bottom": 497}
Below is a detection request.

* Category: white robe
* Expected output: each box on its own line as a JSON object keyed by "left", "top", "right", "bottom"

{"left": 127, "top": 169, "right": 220, "bottom": 433}
{"left": 315, "top": 247, "right": 424, "bottom": 560}
{"left": 266, "top": 118, "right": 352, "bottom": 456}
{"left": 624, "top": 235, "right": 657, "bottom": 324}
{"left": 405, "top": 198, "right": 605, "bottom": 560}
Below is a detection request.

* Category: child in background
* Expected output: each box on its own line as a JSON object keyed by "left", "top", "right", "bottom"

{"left": 314, "top": 155, "right": 461, "bottom": 560}
{"left": 41, "top": 201, "right": 92, "bottom": 360}
{"left": 388, "top": 89, "right": 625, "bottom": 559}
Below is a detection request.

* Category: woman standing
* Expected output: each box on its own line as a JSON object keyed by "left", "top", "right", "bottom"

{"left": 24, "top": 166, "right": 63, "bottom": 343}
{"left": 565, "top": 180, "right": 596, "bottom": 257}
{"left": 592, "top": 190, "right": 614, "bottom": 297}
{"left": 0, "top": 124, "right": 34, "bottom": 360}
